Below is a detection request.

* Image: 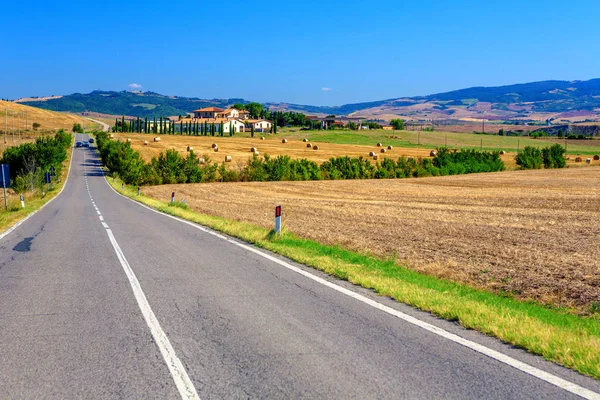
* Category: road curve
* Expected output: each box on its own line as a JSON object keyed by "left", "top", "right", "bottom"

{"left": 0, "top": 133, "right": 599, "bottom": 399}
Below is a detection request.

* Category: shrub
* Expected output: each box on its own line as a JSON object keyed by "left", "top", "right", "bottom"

{"left": 542, "top": 144, "right": 566, "bottom": 169}
{"left": 515, "top": 146, "right": 543, "bottom": 169}
{"left": 72, "top": 123, "right": 84, "bottom": 133}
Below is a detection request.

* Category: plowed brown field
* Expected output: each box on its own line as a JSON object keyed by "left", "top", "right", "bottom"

{"left": 142, "top": 168, "right": 600, "bottom": 312}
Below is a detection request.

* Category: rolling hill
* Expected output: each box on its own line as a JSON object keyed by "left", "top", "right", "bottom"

{"left": 16, "top": 79, "right": 600, "bottom": 122}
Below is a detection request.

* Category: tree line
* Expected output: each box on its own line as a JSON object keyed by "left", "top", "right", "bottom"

{"left": 0, "top": 130, "right": 72, "bottom": 193}
{"left": 95, "top": 132, "right": 504, "bottom": 186}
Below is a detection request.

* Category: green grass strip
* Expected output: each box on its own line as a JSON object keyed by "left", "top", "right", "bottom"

{"left": 109, "top": 177, "right": 600, "bottom": 380}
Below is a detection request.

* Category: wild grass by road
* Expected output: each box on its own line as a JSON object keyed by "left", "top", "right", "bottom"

{"left": 108, "top": 176, "right": 600, "bottom": 381}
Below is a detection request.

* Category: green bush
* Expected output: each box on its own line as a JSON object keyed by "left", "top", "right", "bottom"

{"left": 515, "top": 146, "right": 543, "bottom": 169}
{"left": 72, "top": 123, "right": 84, "bottom": 133}
{"left": 542, "top": 144, "right": 566, "bottom": 169}
{"left": 1, "top": 131, "right": 72, "bottom": 186}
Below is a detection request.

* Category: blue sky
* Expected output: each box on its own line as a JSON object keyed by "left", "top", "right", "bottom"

{"left": 1, "top": 0, "right": 599, "bottom": 105}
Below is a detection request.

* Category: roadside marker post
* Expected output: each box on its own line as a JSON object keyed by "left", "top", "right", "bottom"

{"left": 1, "top": 164, "right": 9, "bottom": 211}
{"left": 171, "top": 192, "right": 175, "bottom": 204}
{"left": 275, "top": 205, "right": 282, "bottom": 236}
{"left": 44, "top": 172, "right": 51, "bottom": 192}
{"left": 20, "top": 195, "right": 24, "bottom": 208}
{"left": 138, "top": 187, "right": 140, "bottom": 196}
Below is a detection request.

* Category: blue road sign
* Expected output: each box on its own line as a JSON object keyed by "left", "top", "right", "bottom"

{"left": 0, "top": 164, "right": 9, "bottom": 188}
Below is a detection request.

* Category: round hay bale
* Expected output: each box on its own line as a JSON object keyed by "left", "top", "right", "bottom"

{"left": 312, "top": 145, "right": 319, "bottom": 150}
{"left": 154, "top": 137, "right": 161, "bottom": 142}
{"left": 187, "top": 146, "right": 193, "bottom": 151}
{"left": 594, "top": 155, "right": 600, "bottom": 161}
{"left": 586, "top": 158, "right": 591, "bottom": 164}
{"left": 306, "top": 143, "right": 312, "bottom": 148}
{"left": 430, "top": 150, "right": 438, "bottom": 157}
{"left": 407, "top": 156, "right": 412, "bottom": 160}
{"left": 250, "top": 147, "right": 257, "bottom": 152}
{"left": 380, "top": 148, "right": 386, "bottom": 153}
{"left": 126, "top": 138, "right": 132, "bottom": 142}
{"left": 225, "top": 155, "right": 232, "bottom": 162}
{"left": 376, "top": 142, "right": 382, "bottom": 147}
{"left": 211, "top": 143, "right": 218, "bottom": 148}
{"left": 282, "top": 139, "right": 288, "bottom": 144}
{"left": 387, "top": 145, "right": 393, "bottom": 150}
{"left": 499, "top": 150, "right": 506, "bottom": 155}
{"left": 253, "top": 150, "right": 260, "bottom": 156}
{"left": 143, "top": 141, "right": 149, "bottom": 146}
{"left": 109, "top": 134, "right": 114, "bottom": 139}
{"left": 373, "top": 155, "right": 378, "bottom": 160}
{"left": 303, "top": 138, "right": 308, "bottom": 142}
{"left": 199, "top": 158, "right": 206, "bottom": 164}
{"left": 260, "top": 136, "right": 265, "bottom": 140}
{"left": 213, "top": 147, "right": 219, "bottom": 152}
{"left": 575, "top": 157, "right": 582, "bottom": 162}
{"left": 369, "top": 151, "right": 376, "bottom": 156}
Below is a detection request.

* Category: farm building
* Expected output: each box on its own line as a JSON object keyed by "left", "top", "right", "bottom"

{"left": 193, "top": 107, "right": 224, "bottom": 119}
{"left": 246, "top": 119, "right": 273, "bottom": 132}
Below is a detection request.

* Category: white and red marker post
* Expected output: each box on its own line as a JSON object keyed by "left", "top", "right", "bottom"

{"left": 170, "top": 191, "right": 175, "bottom": 204}
{"left": 275, "top": 205, "right": 282, "bottom": 236}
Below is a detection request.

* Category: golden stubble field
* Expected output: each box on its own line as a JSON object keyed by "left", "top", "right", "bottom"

{"left": 0, "top": 101, "right": 92, "bottom": 154}
{"left": 116, "top": 132, "right": 522, "bottom": 167}
{"left": 143, "top": 168, "right": 600, "bottom": 312}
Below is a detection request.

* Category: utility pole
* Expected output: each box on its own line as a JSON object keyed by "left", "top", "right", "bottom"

{"left": 3, "top": 107, "right": 6, "bottom": 144}
{"left": 482, "top": 119, "right": 485, "bottom": 134}
{"left": 12, "top": 111, "right": 14, "bottom": 142}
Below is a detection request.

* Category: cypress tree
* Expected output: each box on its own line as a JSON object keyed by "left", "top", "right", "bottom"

{"left": 220, "top": 122, "right": 224, "bottom": 137}
{"left": 251, "top": 124, "right": 254, "bottom": 138}
{"left": 137, "top": 117, "right": 140, "bottom": 133}
{"left": 115, "top": 118, "right": 118, "bottom": 132}
{"left": 153, "top": 117, "right": 157, "bottom": 134}
{"left": 204, "top": 121, "right": 208, "bottom": 136}
{"left": 211, "top": 123, "right": 215, "bottom": 136}
{"left": 144, "top": 117, "right": 148, "bottom": 134}
{"left": 229, "top": 122, "right": 233, "bottom": 137}
{"left": 180, "top": 121, "right": 183, "bottom": 134}
{"left": 121, "top": 116, "right": 125, "bottom": 132}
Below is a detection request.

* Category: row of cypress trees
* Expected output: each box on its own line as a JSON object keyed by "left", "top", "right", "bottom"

{"left": 114, "top": 117, "right": 236, "bottom": 137}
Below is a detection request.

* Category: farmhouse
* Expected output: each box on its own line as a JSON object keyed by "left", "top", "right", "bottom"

{"left": 193, "top": 107, "right": 224, "bottom": 119}
{"left": 246, "top": 119, "right": 272, "bottom": 132}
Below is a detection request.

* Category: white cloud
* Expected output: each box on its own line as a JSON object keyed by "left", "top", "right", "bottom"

{"left": 321, "top": 87, "right": 333, "bottom": 91}
{"left": 128, "top": 83, "right": 143, "bottom": 90}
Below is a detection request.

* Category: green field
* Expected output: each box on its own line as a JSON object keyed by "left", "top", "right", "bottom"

{"left": 277, "top": 128, "right": 600, "bottom": 156}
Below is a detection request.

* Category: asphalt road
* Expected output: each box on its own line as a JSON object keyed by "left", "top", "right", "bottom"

{"left": 1, "top": 133, "right": 599, "bottom": 399}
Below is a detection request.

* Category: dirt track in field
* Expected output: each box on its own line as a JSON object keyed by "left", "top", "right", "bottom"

{"left": 143, "top": 168, "right": 600, "bottom": 313}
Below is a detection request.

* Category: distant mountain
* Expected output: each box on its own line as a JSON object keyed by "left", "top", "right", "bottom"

{"left": 17, "top": 79, "right": 600, "bottom": 121}
{"left": 19, "top": 91, "right": 247, "bottom": 119}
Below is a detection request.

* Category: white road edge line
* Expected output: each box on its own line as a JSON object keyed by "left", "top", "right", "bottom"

{"left": 0, "top": 138, "right": 76, "bottom": 241}
{"left": 104, "top": 228, "right": 200, "bottom": 400}
{"left": 103, "top": 174, "right": 600, "bottom": 400}
{"left": 101, "top": 222, "right": 109, "bottom": 229}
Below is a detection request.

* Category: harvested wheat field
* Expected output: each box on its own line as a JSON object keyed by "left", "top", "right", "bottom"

{"left": 143, "top": 167, "right": 600, "bottom": 313}
{"left": 0, "top": 101, "right": 93, "bottom": 154}
{"left": 116, "top": 132, "right": 519, "bottom": 166}
{"left": 0, "top": 101, "right": 90, "bottom": 133}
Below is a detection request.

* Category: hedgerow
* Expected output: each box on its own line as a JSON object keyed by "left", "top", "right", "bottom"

{"left": 94, "top": 133, "right": 506, "bottom": 186}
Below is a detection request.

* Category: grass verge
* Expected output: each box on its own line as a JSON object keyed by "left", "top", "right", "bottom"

{"left": 109, "top": 177, "right": 600, "bottom": 380}
{"left": 0, "top": 143, "right": 73, "bottom": 234}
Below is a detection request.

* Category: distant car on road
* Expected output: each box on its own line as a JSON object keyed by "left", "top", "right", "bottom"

{"left": 82, "top": 142, "right": 89, "bottom": 148}
{"left": 88, "top": 138, "right": 94, "bottom": 143}
{"left": 76, "top": 141, "right": 82, "bottom": 147}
